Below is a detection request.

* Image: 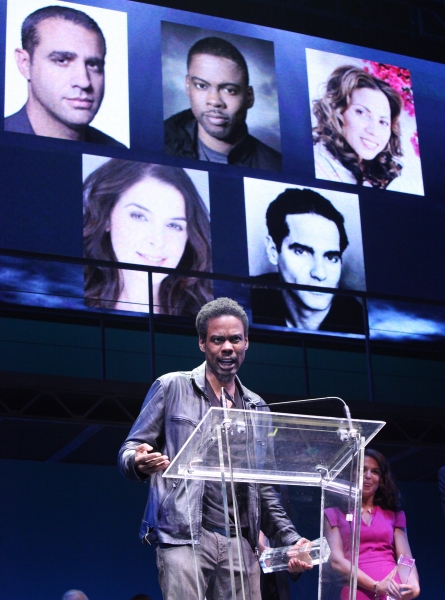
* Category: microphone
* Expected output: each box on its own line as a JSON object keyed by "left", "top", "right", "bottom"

{"left": 221, "top": 387, "right": 228, "bottom": 409}
{"left": 268, "top": 396, "right": 357, "bottom": 441}
{"left": 220, "top": 387, "right": 231, "bottom": 430}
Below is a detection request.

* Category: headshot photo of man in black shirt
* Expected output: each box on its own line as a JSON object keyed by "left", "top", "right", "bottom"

{"left": 247, "top": 185, "right": 366, "bottom": 335}
{"left": 162, "top": 24, "right": 282, "bottom": 171}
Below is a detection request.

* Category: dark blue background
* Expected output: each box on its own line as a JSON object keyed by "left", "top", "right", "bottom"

{"left": 2, "top": 458, "right": 444, "bottom": 600}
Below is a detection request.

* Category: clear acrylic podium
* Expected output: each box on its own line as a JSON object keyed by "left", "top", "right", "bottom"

{"left": 163, "top": 407, "right": 385, "bottom": 600}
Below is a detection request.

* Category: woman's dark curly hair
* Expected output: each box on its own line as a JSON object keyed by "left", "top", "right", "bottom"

{"left": 83, "top": 159, "right": 213, "bottom": 316}
{"left": 365, "top": 448, "right": 402, "bottom": 512}
{"left": 313, "top": 66, "right": 403, "bottom": 188}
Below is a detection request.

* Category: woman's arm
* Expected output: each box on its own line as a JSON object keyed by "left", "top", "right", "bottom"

{"left": 393, "top": 528, "right": 420, "bottom": 599}
{"left": 325, "top": 519, "right": 402, "bottom": 598}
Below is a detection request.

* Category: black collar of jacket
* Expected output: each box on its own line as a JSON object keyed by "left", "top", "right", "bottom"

{"left": 177, "top": 109, "right": 252, "bottom": 164}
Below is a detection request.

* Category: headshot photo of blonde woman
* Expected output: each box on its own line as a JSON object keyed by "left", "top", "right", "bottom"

{"left": 306, "top": 48, "right": 424, "bottom": 196}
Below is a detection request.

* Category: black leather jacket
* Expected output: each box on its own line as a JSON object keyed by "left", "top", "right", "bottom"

{"left": 118, "top": 362, "right": 301, "bottom": 551}
{"left": 164, "top": 109, "right": 282, "bottom": 171}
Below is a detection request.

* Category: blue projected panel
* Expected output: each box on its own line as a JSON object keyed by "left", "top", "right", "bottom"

{"left": 0, "top": 0, "right": 444, "bottom": 344}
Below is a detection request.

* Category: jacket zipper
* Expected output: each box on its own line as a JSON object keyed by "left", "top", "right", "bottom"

{"left": 157, "top": 478, "right": 179, "bottom": 519}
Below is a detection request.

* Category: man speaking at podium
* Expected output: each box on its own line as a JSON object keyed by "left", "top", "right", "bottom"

{"left": 119, "top": 297, "right": 311, "bottom": 599}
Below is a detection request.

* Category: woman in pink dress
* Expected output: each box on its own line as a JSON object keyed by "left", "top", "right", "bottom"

{"left": 325, "top": 449, "right": 420, "bottom": 600}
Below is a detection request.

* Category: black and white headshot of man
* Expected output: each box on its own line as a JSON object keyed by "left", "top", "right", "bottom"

{"left": 162, "top": 22, "right": 282, "bottom": 171}
{"left": 245, "top": 179, "right": 366, "bottom": 335}
{"left": 4, "top": 0, "right": 129, "bottom": 146}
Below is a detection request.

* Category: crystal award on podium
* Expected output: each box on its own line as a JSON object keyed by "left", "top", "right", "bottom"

{"left": 260, "top": 536, "right": 331, "bottom": 573}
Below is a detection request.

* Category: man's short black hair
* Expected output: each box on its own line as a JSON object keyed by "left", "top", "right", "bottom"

{"left": 187, "top": 37, "right": 249, "bottom": 85}
{"left": 266, "top": 188, "right": 349, "bottom": 254}
{"left": 22, "top": 5, "right": 106, "bottom": 58}
{"left": 196, "top": 297, "right": 249, "bottom": 340}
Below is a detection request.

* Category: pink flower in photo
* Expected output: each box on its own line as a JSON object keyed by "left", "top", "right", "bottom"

{"left": 364, "top": 61, "right": 415, "bottom": 117}
{"left": 410, "top": 131, "right": 420, "bottom": 157}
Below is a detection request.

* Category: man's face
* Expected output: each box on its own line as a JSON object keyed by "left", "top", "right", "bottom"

{"left": 199, "top": 315, "right": 248, "bottom": 383}
{"left": 267, "top": 213, "right": 343, "bottom": 312}
{"left": 19, "top": 17, "right": 105, "bottom": 130}
{"left": 186, "top": 53, "right": 253, "bottom": 145}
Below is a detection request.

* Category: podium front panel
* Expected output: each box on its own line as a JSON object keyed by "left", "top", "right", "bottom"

{"left": 163, "top": 408, "right": 380, "bottom": 600}
{"left": 163, "top": 407, "right": 383, "bottom": 486}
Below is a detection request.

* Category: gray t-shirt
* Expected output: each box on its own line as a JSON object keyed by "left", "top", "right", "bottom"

{"left": 198, "top": 138, "right": 229, "bottom": 164}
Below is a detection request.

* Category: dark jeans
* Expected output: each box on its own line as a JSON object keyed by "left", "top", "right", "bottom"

{"left": 156, "top": 527, "right": 261, "bottom": 599}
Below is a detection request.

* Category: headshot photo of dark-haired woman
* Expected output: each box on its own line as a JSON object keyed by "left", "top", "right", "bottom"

{"left": 307, "top": 49, "right": 424, "bottom": 195}
{"left": 83, "top": 157, "right": 212, "bottom": 316}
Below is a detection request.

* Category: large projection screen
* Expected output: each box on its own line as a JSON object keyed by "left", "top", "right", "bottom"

{"left": 0, "top": 0, "right": 444, "bottom": 346}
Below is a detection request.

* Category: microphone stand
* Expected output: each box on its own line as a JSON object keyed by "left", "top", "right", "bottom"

{"left": 268, "top": 396, "right": 358, "bottom": 443}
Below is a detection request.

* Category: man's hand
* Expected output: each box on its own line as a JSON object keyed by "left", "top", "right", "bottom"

{"left": 134, "top": 443, "right": 170, "bottom": 475}
{"left": 287, "top": 538, "right": 314, "bottom": 573}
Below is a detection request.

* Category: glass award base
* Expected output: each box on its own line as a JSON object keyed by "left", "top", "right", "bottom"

{"left": 386, "top": 554, "right": 415, "bottom": 600}
{"left": 260, "top": 537, "right": 330, "bottom": 573}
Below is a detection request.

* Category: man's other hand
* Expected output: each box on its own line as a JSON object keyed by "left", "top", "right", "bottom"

{"left": 287, "top": 538, "right": 314, "bottom": 573}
